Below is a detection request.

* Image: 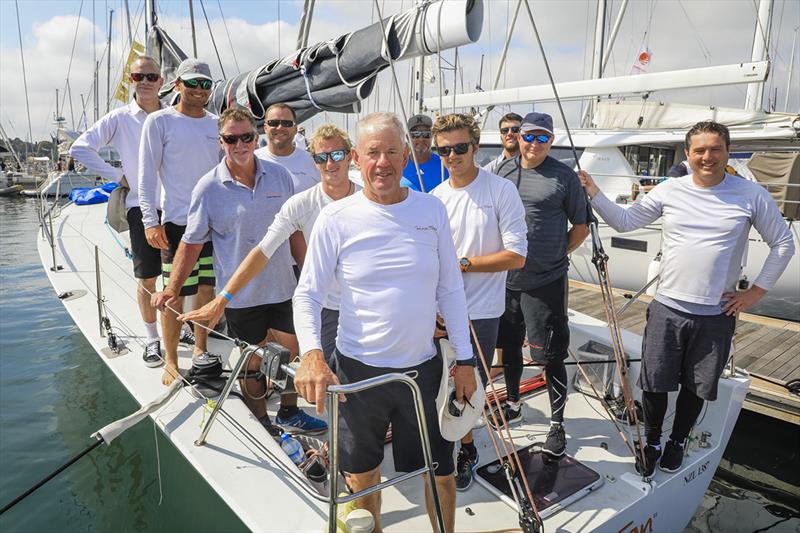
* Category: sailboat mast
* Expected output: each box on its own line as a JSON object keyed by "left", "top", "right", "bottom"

{"left": 13, "top": 0, "right": 33, "bottom": 150}
{"left": 188, "top": 0, "right": 198, "bottom": 57}
{"left": 744, "top": 0, "right": 773, "bottom": 111}
{"left": 583, "top": 0, "right": 607, "bottom": 127}
{"left": 784, "top": 26, "right": 797, "bottom": 112}
{"left": 123, "top": 0, "right": 133, "bottom": 46}
{"left": 107, "top": 9, "right": 114, "bottom": 113}
{"left": 93, "top": 0, "right": 98, "bottom": 122}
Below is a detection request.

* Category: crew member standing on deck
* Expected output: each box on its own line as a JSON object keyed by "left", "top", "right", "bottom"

{"left": 139, "top": 58, "right": 221, "bottom": 386}
{"left": 493, "top": 112, "right": 590, "bottom": 460}
{"left": 70, "top": 56, "right": 166, "bottom": 368}
{"left": 482, "top": 112, "right": 522, "bottom": 175}
{"left": 293, "top": 113, "right": 476, "bottom": 533}
{"left": 152, "top": 108, "right": 326, "bottom": 434}
{"left": 579, "top": 120, "right": 795, "bottom": 477}
{"left": 430, "top": 113, "right": 527, "bottom": 491}
{"left": 401, "top": 113, "right": 448, "bottom": 192}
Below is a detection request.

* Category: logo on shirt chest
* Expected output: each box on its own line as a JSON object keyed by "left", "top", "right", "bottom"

{"left": 416, "top": 225, "right": 437, "bottom": 232}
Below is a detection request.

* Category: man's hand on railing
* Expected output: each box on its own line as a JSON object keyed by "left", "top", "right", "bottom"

{"left": 295, "top": 349, "right": 343, "bottom": 415}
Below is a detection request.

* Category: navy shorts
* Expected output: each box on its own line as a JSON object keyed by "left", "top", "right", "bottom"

{"left": 335, "top": 352, "right": 454, "bottom": 476}
{"left": 224, "top": 300, "right": 295, "bottom": 345}
{"left": 126, "top": 207, "right": 162, "bottom": 280}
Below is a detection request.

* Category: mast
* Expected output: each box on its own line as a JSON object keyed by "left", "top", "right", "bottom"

{"left": 188, "top": 0, "right": 198, "bottom": 57}
{"left": 123, "top": 0, "right": 133, "bottom": 46}
{"left": 744, "top": 0, "right": 773, "bottom": 111}
{"left": 13, "top": 0, "right": 33, "bottom": 150}
{"left": 785, "top": 26, "right": 798, "bottom": 112}
{"left": 107, "top": 9, "right": 114, "bottom": 113}
{"left": 583, "top": 0, "right": 607, "bottom": 127}
{"left": 93, "top": 0, "right": 99, "bottom": 122}
{"left": 296, "top": 0, "right": 317, "bottom": 50}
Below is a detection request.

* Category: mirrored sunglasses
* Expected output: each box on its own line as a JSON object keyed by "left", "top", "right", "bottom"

{"left": 447, "top": 392, "right": 474, "bottom": 418}
{"left": 312, "top": 150, "right": 347, "bottom": 164}
{"left": 219, "top": 132, "right": 257, "bottom": 145}
{"left": 266, "top": 119, "right": 295, "bottom": 128}
{"left": 409, "top": 131, "right": 432, "bottom": 139}
{"left": 130, "top": 72, "right": 160, "bottom": 82}
{"left": 435, "top": 143, "right": 471, "bottom": 157}
{"left": 180, "top": 78, "right": 213, "bottom": 90}
{"left": 500, "top": 126, "right": 520, "bottom": 135}
{"left": 521, "top": 133, "right": 551, "bottom": 144}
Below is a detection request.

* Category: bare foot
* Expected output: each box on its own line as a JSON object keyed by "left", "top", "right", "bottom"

{"left": 162, "top": 364, "right": 180, "bottom": 386}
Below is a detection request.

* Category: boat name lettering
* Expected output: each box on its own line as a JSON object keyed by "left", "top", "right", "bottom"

{"left": 618, "top": 514, "right": 655, "bottom": 533}
{"left": 683, "top": 460, "right": 710, "bottom": 485}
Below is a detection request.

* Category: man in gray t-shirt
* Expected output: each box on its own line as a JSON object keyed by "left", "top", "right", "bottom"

{"left": 493, "top": 112, "right": 589, "bottom": 458}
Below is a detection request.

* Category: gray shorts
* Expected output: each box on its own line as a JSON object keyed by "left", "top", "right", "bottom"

{"left": 470, "top": 317, "right": 500, "bottom": 386}
{"left": 639, "top": 300, "right": 736, "bottom": 401}
{"left": 321, "top": 307, "right": 339, "bottom": 369}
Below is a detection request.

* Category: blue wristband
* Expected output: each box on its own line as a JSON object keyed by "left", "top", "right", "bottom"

{"left": 219, "top": 290, "right": 233, "bottom": 302}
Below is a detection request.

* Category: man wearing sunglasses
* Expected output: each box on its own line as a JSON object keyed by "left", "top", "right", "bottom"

{"left": 483, "top": 112, "right": 523, "bottom": 175}
{"left": 401, "top": 113, "right": 449, "bottom": 192}
{"left": 139, "top": 58, "right": 221, "bottom": 387}
{"left": 255, "top": 103, "right": 320, "bottom": 194}
{"left": 70, "top": 56, "right": 166, "bottom": 369}
{"left": 430, "top": 113, "right": 527, "bottom": 491}
{"left": 493, "top": 112, "right": 589, "bottom": 459}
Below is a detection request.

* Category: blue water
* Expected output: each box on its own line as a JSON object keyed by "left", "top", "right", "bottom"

{"left": 0, "top": 196, "right": 797, "bottom": 532}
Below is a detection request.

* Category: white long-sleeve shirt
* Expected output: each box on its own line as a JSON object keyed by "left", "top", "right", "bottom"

{"left": 69, "top": 99, "right": 163, "bottom": 209}
{"left": 138, "top": 107, "right": 220, "bottom": 228}
{"left": 432, "top": 169, "right": 528, "bottom": 319}
{"left": 293, "top": 190, "right": 473, "bottom": 368}
{"left": 591, "top": 174, "right": 795, "bottom": 307}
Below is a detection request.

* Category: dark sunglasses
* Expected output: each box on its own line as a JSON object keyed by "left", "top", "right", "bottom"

{"left": 180, "top": 78, "right": 213, "bottom": 90}
{"left": 500, "top": 126, "right": 520, "bottom": 135}
{"left": 521, "top": 133, "right": 551, "bottom": 144}
{"left": 435, "top": 143, "right": 471, "bottom": 157}
{"left": 409, "top": 131, "right": 432, "bottom": 139}
{"left": 130, "top": 72, "right": 160, "bottom": 82}
{"left": 312, "top": 150, "right": 347, "bottom": 164}
{"left": 447, "top": 392, "right": 474, "bottom": 418}
{"left": 219, "top": 132, "right": 257, "bottom": 145}
{"left": 266, "top": 119, "right": 295, "bottom": 128}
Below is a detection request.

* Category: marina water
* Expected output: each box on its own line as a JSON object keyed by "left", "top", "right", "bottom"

{"left": 0, "top": 196, "right": 797, "bottom": 532}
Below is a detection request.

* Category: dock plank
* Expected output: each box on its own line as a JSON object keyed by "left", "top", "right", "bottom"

{"left": 749, "top": 335, "right": 800, "bottom": 379}
{"left": 746, "top": 330, "right": 799, "bottom": 376}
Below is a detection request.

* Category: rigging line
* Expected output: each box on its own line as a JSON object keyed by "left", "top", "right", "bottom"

{"left": 61, "top": 0, "right": 86, "bottom": 119}
{"left": 676, "top": 0, "right": 712, "bottom": 64}
{"left": 216, "top": 0, "right": 241, "bottom": 74}
{"left": 13, "top": 0, "right": 33, "bottom": 145}
{"left": 198, "top": 0, "right": 226, "bottom": 78}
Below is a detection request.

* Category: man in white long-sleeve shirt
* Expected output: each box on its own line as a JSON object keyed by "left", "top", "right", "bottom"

{"left": 430, "top": 113, "right": 528, "bottom": 492}
{"left": 139, "top": 58, "right": 221, "bottom": 386}
{"left": 580, "top": 120, "right": 795, "bottom": 478}
{"left": 70, "top": 55, "right": 166, "bottom": 367}
{"left": 293, "top": 113, "right": 476, "bottom": 533}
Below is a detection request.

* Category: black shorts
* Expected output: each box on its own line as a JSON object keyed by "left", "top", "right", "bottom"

{"left": 320, "top": 307, "right": 339, "bottom": 369}
{"left": 335, "top": 351, "right": 454, "bottom": 476}
{"left": 161, "top": 222, "right": 214, "bottom": 297}
{"left": 126, "top": 207, "right": 162, "bottom": 279}
{"left": 639, "top": 300, "right": 736, "bottom": 401}
{"left": 497, "top": 275, "right": 570, "bottom": 363}
{"left": 469, "top": 317, "right": 500, "bottom": 386}
{"left": 224, "top": 300, "right": 295, "bottom": 345}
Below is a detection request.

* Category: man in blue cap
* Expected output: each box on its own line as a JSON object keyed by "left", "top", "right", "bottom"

{"left": 492, "top": 112, "right": 589, "bottom": 458}
{"left": 401, "top": 114, "right": 448, "bottom": 192}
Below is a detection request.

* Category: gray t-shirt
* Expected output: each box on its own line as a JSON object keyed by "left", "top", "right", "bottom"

{"left": 497, "top": 156, "right": 588, "bottom": 290}
{"left": 183, "top": 158, "right": 297, "bottom": 309}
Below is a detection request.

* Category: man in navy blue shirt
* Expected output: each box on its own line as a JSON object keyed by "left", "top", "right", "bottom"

{"left": 401, "top": 114, "right": 448, "bottom": 192}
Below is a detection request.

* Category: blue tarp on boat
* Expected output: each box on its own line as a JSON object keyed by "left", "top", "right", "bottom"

{"left": 70, "top": 182, "right": 118, "bottom": 205}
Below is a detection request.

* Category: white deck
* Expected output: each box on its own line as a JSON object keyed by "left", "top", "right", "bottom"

{"left": 38, "top": 201, "right": 750, "bottom": 532}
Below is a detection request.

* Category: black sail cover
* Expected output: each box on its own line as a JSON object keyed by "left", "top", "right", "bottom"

{"left": 150, "top": 0, "right": 483, "bottom": 124}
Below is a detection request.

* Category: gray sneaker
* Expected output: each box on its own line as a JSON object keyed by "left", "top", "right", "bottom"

{"left": 455, "top": 447, "right": 479, "bottom": 491}
{"left": 143, "top": 340, "right": 163, "bottom": 368}
{"left": 180, "top": 325, "right": 195, "bottom": 345}
{"left": 542, "top": 424, "right": 566, "bottom": 457}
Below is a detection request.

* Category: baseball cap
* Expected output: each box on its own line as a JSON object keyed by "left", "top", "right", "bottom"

{"left": 175, "top": 58, "right": 213, "bottom": 81}
{"left": 520, "top": 112, "right": 554, "bottom": 135}
{"left": 407, "top": 114, "right": 433, "bottom": 130}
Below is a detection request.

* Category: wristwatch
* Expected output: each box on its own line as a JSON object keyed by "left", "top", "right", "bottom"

{"left": 456, "top": 357, "right": 477, "bottom": 367}
{"left": 459, "top": 257, "right": 471, "bottom": 272}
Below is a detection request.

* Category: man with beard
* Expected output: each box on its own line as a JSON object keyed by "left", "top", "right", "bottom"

{"left": 483, "top": 112, "right": 522, "bottom": 175}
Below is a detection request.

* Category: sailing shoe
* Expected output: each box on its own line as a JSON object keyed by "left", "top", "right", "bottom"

{"left": 455, "top": 447, "right": 479, "bottom": 491}
{"left": 143, "top": 340, "right": 163, "bottom": 368}
{"left": 659, "top": 440, "right": 684, "bottom": 473}
{"left": 179, "top": 325, "right": 196, "bottom": 345}
{"left": 542, "top": 424, "right": 567, "bottom": 457}
{"left": 488, "top": 403, "right": 523, "bottom": 430}
{"left": 277, "top": 410, "right": 328, "bottom": 435}
{"left": 634, "top": 443, "right": 662, "bottom": 478}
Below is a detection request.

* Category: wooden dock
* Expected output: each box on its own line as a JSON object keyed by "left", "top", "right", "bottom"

{"left": 568, "top": 280, "right": 800, "bottom": 425}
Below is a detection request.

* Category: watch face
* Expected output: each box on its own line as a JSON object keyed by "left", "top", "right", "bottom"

{"left": 460, "top": 258, "right": 470, "bottom": 267}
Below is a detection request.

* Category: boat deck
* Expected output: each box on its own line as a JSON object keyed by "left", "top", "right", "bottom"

{"left": 569, "top": 280, "right": 800, "bottom": 425}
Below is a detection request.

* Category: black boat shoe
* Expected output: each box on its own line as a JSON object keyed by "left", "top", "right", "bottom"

{"left": 634, "top": 443, "right": 661, "bottom": 478}
{"left": 659, "top": 440, "right": 684, "bottom": 473}
{"left": 542, "top": 424, "right": 566, "bottom": 457}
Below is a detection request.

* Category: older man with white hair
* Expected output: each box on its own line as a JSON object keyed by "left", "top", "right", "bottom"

{"left": 293, "top": 112, "right": 475, "bottom": 533}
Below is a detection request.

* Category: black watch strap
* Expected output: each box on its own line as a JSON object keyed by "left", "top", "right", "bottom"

{"left": 456, "top": 357, "right": 477, "bottom": 367}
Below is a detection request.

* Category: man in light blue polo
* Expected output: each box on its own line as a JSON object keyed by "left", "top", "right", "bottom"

{"left": 152, "top": 108, "right": 326, "bottom": 434}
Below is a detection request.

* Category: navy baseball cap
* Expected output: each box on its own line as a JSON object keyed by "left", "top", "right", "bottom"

{"left": 520, "top": 112, "right": 554, "bottom": 135}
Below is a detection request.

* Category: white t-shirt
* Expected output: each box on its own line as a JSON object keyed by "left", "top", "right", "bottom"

{"left": 293, "top": 190, "right": 473, "bottom": 368}
{"left": 259, "top": 181, "right": 361, "bottom": 310}
{"left": 138, "top": 107, "right": 220, "bottom": 228}
{"left": 591, "top": 174, "right": 795, "bottom": 307}
{"left": 432, "top": 169, "right": 528, "bottom": 319}
{"left": 255, "top": 146, "right": 320, "bottom": 194}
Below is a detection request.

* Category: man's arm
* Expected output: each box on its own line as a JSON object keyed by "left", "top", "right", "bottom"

{"left": 138, "top": 115, "right": 168, "bottom": 249}
{"left": 69, "top": 113, "right": 125, "bottom": 183}
{"left": 567, "top": 224, "right": 590, "bottom": 253}
{"left": 578, "top": 170, "right": 663, "bottom": 233}
{"left": 467, "top": 179, "right": 528, "bottom": 272}
{"left": 289, "top": 231, "right": 307, "bottom": 268}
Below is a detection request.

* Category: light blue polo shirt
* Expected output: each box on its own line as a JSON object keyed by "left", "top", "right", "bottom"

{"left": 183, "top": 157, "right": 297, "bottom": 309}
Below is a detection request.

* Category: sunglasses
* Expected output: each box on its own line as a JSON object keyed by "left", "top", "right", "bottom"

{"left": 266, "top": 119, "right": 295, "bottom": 128}
{"left": 500, "top": 126, "right": 520, "bottom": 135}
{"left": 312, "top": 150, "right": 347, "bottom": 164}
{"left": 521, "top": 133, "right": 552, "bottom": 144}
{"left": 447, "top": 392, "right": 474, "bottom": 418}
{"left": 180, "top": 78, "right": 213, "bottom": 90}
{"left": 435, "top": 143, "right": 471, "bottom": 157}
{"left": 130, "top": 72, "right": 160, "bottom": 82}
{"left": 219, "top": 132, "right": 257, "bottom": 145}
{"left": 409, "top": 131, "right": 432, "bottom": 139}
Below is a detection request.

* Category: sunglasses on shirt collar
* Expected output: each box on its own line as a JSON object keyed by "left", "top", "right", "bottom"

{"left": 434, "top": 142, "right": 472, "bottom": 156}
{"left": 312, "top": 150, "right": 347, "bottom": 164}
{"left": 180, "top": 78, "right": 213, "bottom": 90}
{"left": 266, "top": 119, "right": 296, "bottom": 128}
{"left": 220, "top": 132, "right": 257, "bottom": 144}
{"left": 521, "top": 133, "right": 552, "bottom": 144}
{"left": 130, "top": 72, "right": 160, "bottom": 82}
{"left": 500, "top": 126, "right": 520, "bottom": 135}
